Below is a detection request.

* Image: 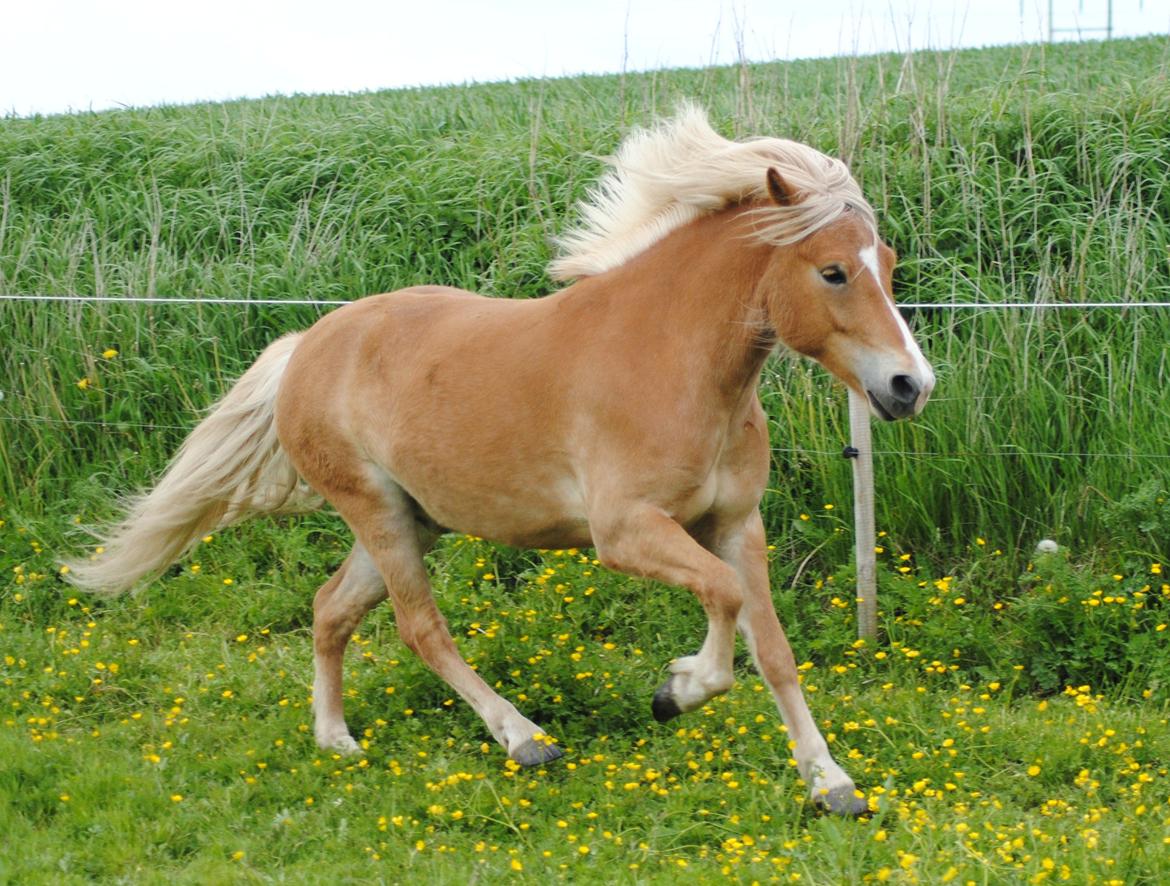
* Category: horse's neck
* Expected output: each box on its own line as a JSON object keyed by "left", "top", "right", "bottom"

{"left": 583, "top": 207, "right": 775, "bottom": 407}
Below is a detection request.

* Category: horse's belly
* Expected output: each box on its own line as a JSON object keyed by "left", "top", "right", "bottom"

{"left": 403, "top": 467, "right": 594, "bottom": 549}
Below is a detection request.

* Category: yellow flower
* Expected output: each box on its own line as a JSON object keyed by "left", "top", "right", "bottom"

{"left": 511, "top": 859, "right": 523, "bottom": 872}
{"left": 231, "top": 851, "right": 245, "bottom": 861}
{"left": 1027, "top": 764, "right": 1041, "bottom": 777}
{"left": 102, "top": 348, "right": 118, "bottom": 359}
{"left": 76, "top": 378, "right": 90, "bottom": 390}
{"left": 170, "top": 794, "right": 183, "bottom": 803}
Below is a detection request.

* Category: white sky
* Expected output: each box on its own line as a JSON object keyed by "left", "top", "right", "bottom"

{"left": 3, "top": 1, "right": 1166, "bottom": 117}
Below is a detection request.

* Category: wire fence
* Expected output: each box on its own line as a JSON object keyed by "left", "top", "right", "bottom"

{"left": 11, "top": 290, "right": 1163, "bottom": 642}
{"left": 0, "top": 294, "right": 351, "bottom": 307}
{"left": 4, "top": 293, "right": 1170, "bottom": 310}
{"left": 4, "top": 291, "right": 1170, "bottom": 463}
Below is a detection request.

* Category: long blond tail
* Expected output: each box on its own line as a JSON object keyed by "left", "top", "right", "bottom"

{"left": 65, "top": 332, "right": 317, "bottom": 594}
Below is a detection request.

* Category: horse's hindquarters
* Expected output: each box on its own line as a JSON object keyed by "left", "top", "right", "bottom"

{"left": 276, "top": 288, "right": 593, "bottom": 549}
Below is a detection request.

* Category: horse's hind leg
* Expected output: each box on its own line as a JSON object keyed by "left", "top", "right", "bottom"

{"left": 383, "top": 544, "right": 563, "bottom": 764}
{"left": 335, "top": 488, "right": 563, "bottom": 766}
{"left": 312, "top": 544, "right": 387, "bottom": 753}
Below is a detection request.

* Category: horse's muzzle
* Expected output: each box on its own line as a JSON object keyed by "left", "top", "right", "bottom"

{"left": 867, "top": 373, "right": 927, "bottom": 421}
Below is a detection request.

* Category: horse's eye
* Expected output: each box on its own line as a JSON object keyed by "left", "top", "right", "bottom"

{"left": 820, "top": 266, "right": 847, "bottom": 287}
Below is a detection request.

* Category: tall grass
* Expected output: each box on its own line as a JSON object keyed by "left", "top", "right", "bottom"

{"left": 1, "top": 37, "right": 1169, "bottom": 567}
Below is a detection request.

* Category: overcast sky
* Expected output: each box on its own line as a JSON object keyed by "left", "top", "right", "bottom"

{"left": 4, "top": 1, "right": 1166, "bottom": 117}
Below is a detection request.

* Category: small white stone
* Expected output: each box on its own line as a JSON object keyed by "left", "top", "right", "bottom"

{"left": 1035, "top": 539, "right": 1059, "bottom": 554}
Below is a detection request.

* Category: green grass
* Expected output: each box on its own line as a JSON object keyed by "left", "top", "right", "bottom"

{"left": 3, "top": 523, "right": 1170, "bottom": 882}
{"left": 3, "top": 34, "right": 1170, "bottom": 884}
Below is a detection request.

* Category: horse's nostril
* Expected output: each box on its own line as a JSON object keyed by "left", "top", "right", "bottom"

{"left": 890, "top": 374, "right": 920, "bottom": 404}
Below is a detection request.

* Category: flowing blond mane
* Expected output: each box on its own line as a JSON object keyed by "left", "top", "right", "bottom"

{"left": 549, "top": 105, "right": 875, "bottom": 281}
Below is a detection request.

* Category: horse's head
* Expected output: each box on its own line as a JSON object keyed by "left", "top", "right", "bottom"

{"left": 758, "top": 168, "right": 934, "bottom": 420}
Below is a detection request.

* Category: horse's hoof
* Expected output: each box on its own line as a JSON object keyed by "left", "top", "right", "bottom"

{"left": 812, "top": 784, "right": 869, "bottom": 817}
{"left": 319, "top": 733, "right": 363, "bottom": 756}
{"left": 651, "top": 679, "right": 682, "bottom": 723}
{"left": 511, "top": 738, "right": 565, "bottom": 767}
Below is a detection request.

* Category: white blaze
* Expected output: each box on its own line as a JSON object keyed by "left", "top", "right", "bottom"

{"left": 858, "top": 240, "right": 933, "bottom": 382}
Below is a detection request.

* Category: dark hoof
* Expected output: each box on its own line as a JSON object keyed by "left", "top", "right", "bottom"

{"left": 651, "top": 679, "right": 682, "bottom": 723}
{"left": 812, "top": 785, "right": 870, "bottom": 817}
{"left": 511, "top": 737, "right": 565, "bottom": 767}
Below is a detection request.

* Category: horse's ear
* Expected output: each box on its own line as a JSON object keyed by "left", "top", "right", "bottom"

{"left": 766, "top": 167, "right": 794, "bottom": 206}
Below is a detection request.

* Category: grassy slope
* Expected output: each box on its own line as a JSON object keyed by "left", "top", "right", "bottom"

{"left": 2, "top": 36, "right": 1170, "bottom": 883}
{"left": 1, "top": 36, "right": 1169, "bottom": 558}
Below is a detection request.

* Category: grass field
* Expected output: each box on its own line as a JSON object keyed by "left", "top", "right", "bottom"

{"left": 3, "top": 34, "right": 1170, "bottom": 883}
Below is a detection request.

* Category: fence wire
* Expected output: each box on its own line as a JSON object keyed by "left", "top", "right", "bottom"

{"left": 3, "top": 291, "right": 1170, "bottom": 464}
{"left": 4, "top": 293, "right": 1170, "bottom": 310}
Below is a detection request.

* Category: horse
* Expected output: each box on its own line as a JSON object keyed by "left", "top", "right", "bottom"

{"left": 66, "top": 105, "right": 934, "bottom": 816}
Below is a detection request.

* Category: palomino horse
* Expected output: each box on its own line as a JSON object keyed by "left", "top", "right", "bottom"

{"left": 67, "top": 106, "right": 933, "bottom": 816}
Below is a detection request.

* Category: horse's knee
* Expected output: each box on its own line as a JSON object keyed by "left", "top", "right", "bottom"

{"left": 708, "top": 577, "right": 744, "bottom": 617}
{"left": 686, "top": 564, "right": 744, "bottom": 624}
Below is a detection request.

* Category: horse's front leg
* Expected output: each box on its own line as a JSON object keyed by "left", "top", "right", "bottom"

{"left": 721, "top": 508, "right": 867, "bottom": 817}
{"left": 593, "top": 505, "right": 743, "bottom": 718}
